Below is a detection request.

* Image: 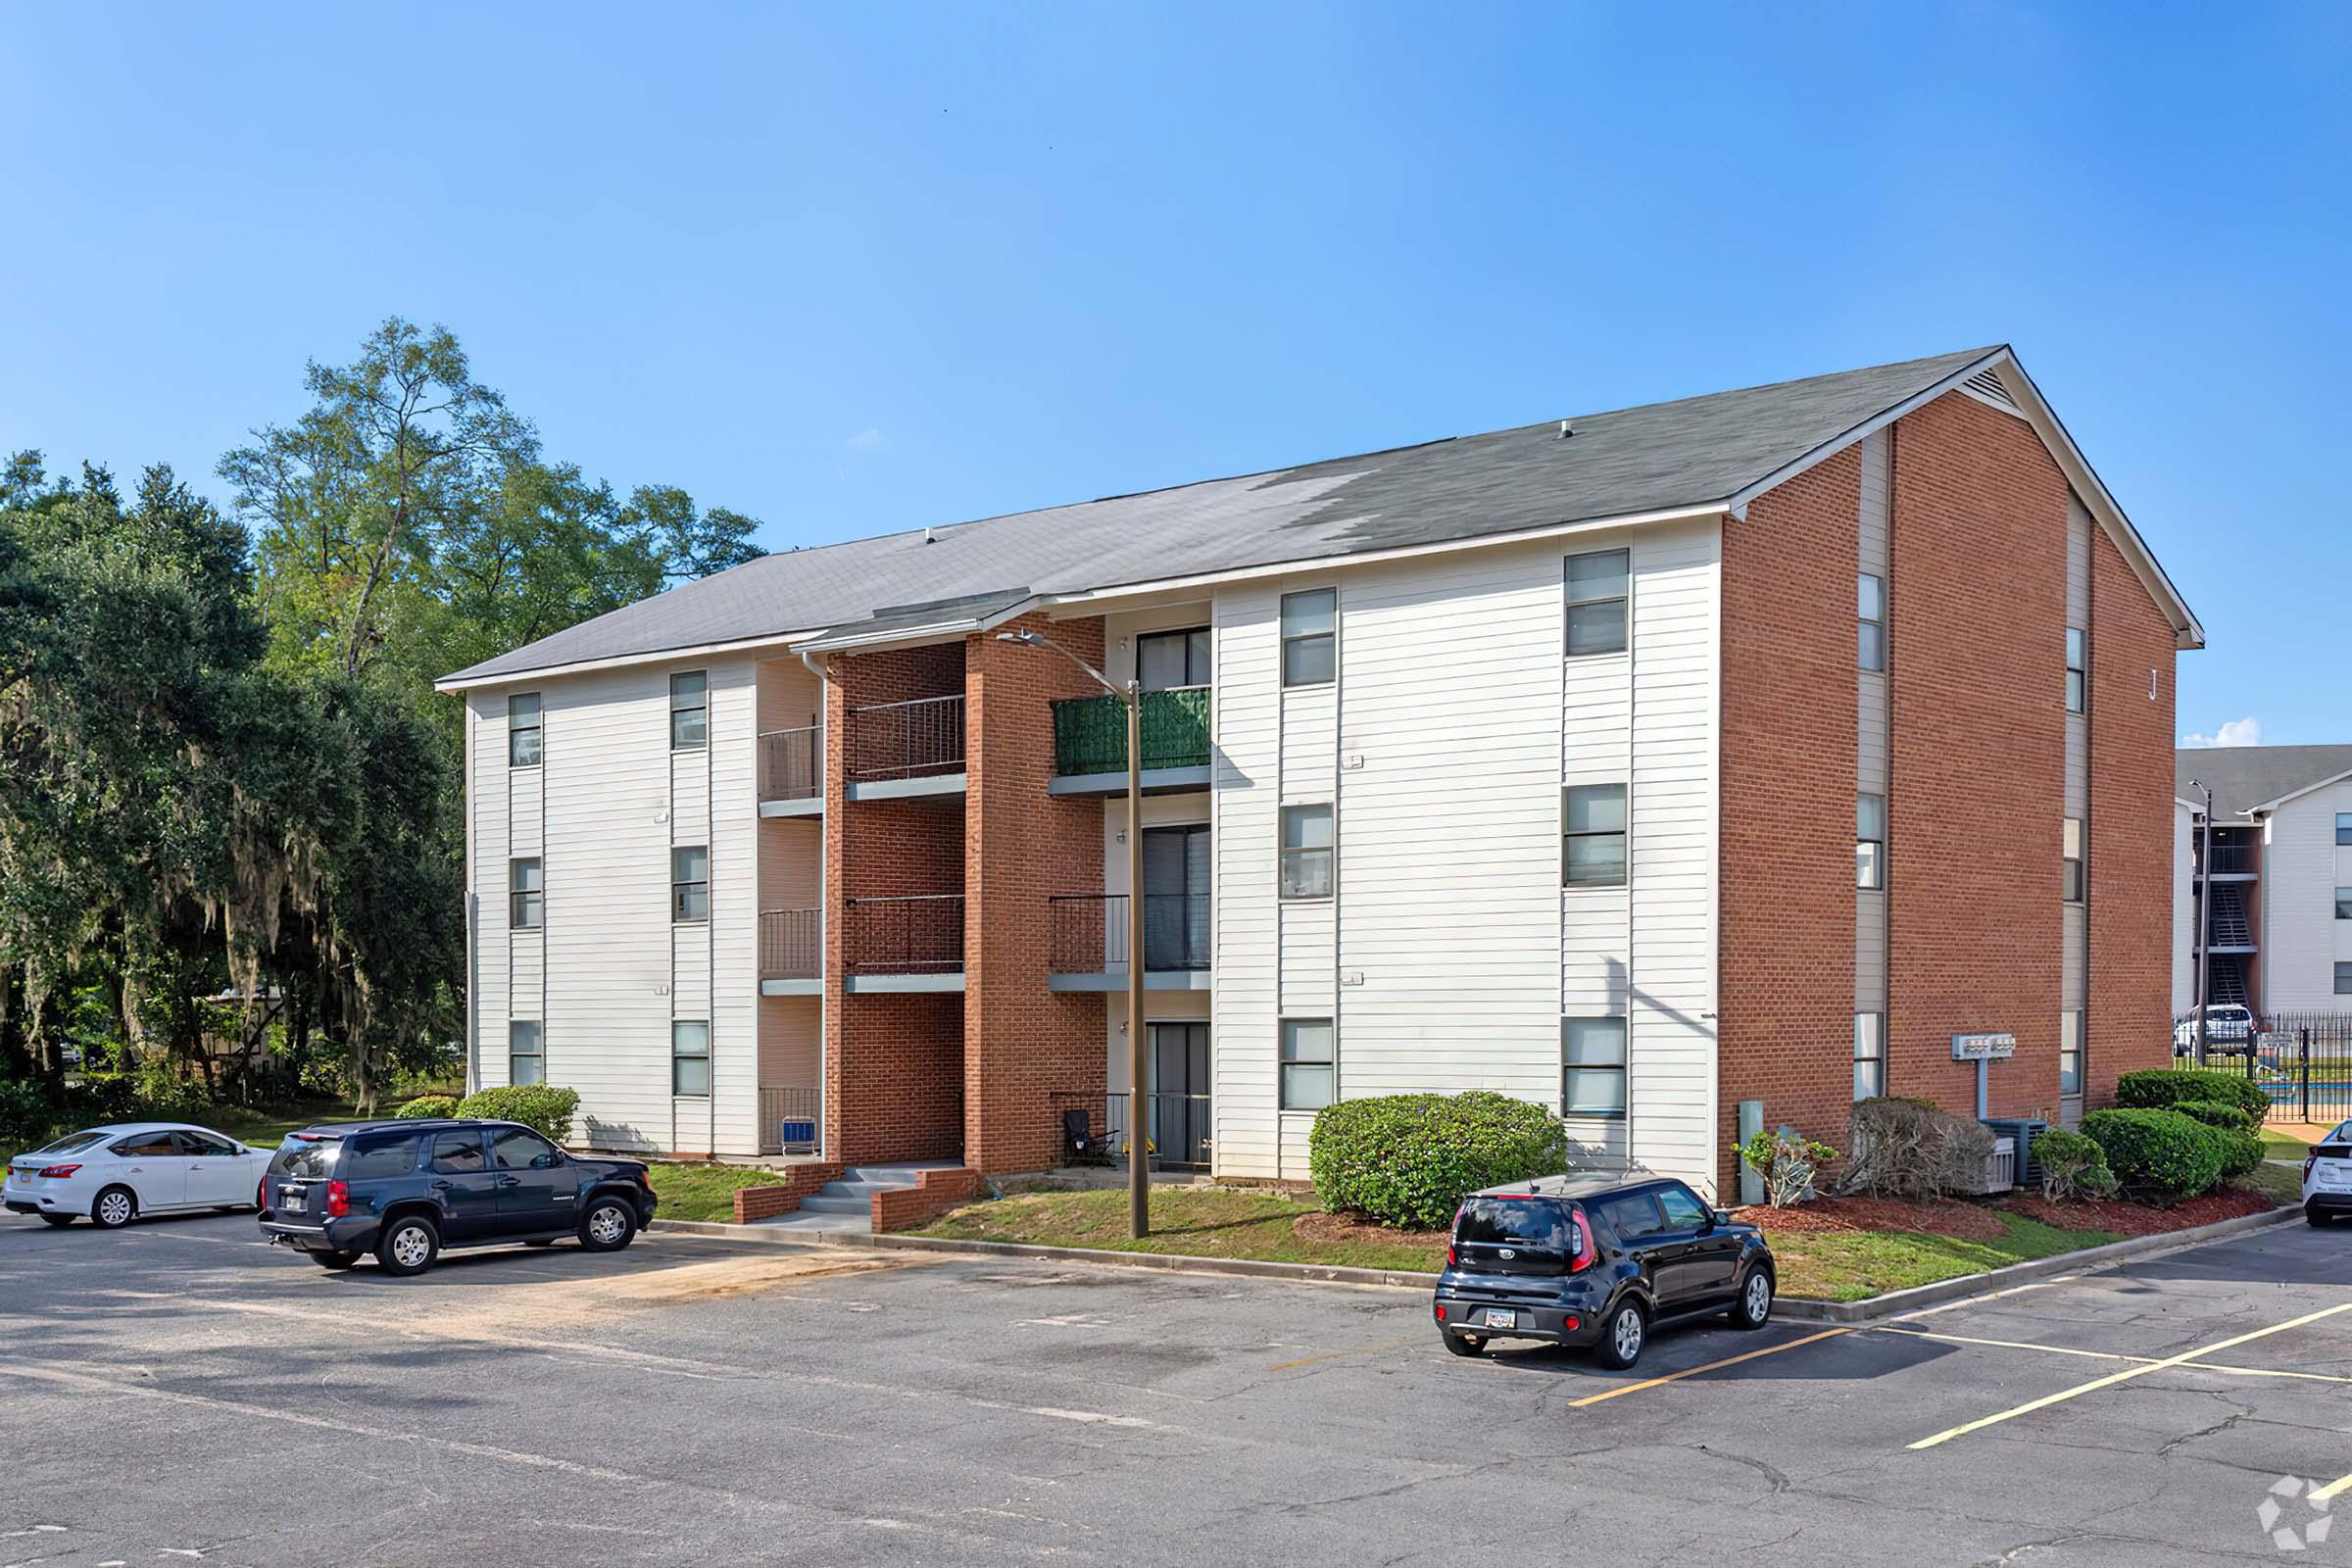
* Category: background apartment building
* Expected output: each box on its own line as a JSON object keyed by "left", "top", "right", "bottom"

{"left": 440, "top": 346, "right": 2198, "bottom": 1202}
{"left": 2174, "top": 745, "right": 2352, "bottom": 1017}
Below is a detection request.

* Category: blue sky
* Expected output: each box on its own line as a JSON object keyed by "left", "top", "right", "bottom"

{"left": 3, "top": 4, "right": 2343, "bottom": 743}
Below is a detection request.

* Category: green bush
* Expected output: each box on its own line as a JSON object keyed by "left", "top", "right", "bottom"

{"left": 2082, "top": 1107, "right": 2227, "bottom": 1202}
{"left": 0, "top": 1078, "right": 59, "bottom": 1151}
{"left": 2032, "top": 1128, "right": 2118, "bottom": 1200}
{"left": 453, "top": 1084, "right": 581, "bottom": 1144}
{"left": 395, "top": 1095, "right": 461, "bottom": 1120}
{"left": 2116, "top": 1068, "right": 2269, "bottom": 1121}
{"left": 1308, "top": 1091, "right": 1568, "bottom": 1230}
{"left": 2172, "top": 1099, "right": 2255, "bottom": 1133}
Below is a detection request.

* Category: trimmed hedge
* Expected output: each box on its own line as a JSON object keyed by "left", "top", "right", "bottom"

{"left": 2116, "top": 1068, "right": 2269, "bottom": 1121}
{"left": 2082, "top": 1107, "right": 2227, "bottom": 1202}
{"left": 2172, "top": 1099, "right": 2255, "bottom": 1133}
{"left": 453, "top": 1085, "right": 581, "bottom": 1145}
{"left": 395, "top": 1095, "right": 461, "bottom": 1120}
{"left": 1308, "top": 1091, "right": 1568, "bottom": 1230}
{"left": 2032, "top": 1128, "right": 2118, "bottom": 1200}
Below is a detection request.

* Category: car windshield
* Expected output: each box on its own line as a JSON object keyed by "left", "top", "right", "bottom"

{"left": 268, "top": 1136, "right": 340, "bottom": 1180}
{"left": 27, "top": 1131, "right": 108, "bottom": 1156}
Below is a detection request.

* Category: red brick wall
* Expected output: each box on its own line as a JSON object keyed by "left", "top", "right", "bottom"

{"left": 962, "top": 612, "right": 1110, "bottom": 1175}
{"left": 834, "top": 991, "right": 965, "bottom": 1162}
{"left": 1886, "top": 393, "right": 2070, "bottom": 1122}
{"left": 1718, "top": 446, "right": 1860, "bottom": 1191}
{"left": 870, "top": 1166, "right": 984, "bottom": 1231}
{"left": 2087, "top": 524, "right": 2178, "bottom": 1102}
{"left": 731, "top": 1163, "right": 843, "bottom": 1224}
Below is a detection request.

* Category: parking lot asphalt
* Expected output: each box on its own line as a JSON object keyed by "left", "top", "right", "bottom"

{"left": 6, "top": 1211, "right": 2352, "bottom": 1566}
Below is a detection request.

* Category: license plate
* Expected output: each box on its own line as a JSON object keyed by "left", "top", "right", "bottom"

{"left": 280, "top": 1188, "right": 305, "bottom": 1213}
{"left": 1483, "top": 1308, "right": 1517, "bottom": 1330}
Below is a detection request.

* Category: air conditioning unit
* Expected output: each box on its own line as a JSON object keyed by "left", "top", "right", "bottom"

{"left": 1968, "top": 1136, "right": 2018, "bottom": 1196}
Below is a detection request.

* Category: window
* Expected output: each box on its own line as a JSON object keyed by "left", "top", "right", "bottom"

{"left": 1280, "top": 1018, "right": 1335, "bottom": 1109}
{"left": 2062, "top": 817, "right": 2084, "bottom": 903}
{"left": 2060, "top": 1010, "right": 2083, "bottom": 1097}
{"left": 175, "top": 1130, "right": 239, "bottom": 1156}
{"left": 1137, "top": 627, "right": 1210, "bottom": 690}
{"left": 1853, "top": 1012, "right": 1885, "bottom": 1100}
{"left": 2064, "top": 628, "right": 2086, "bottom": 713}
{"left": 1563, "top": 784, "right": 1628, "bottom": 886}
{"left": 112, "top": 1132, "right": 176, "bottom": 1157}
{"left": 2338, "top": 962, "right": 2352, "bottom": 996}
{"left": 1280, "top": 589, "right": 1336, "bottom": 687}
{"left": 1859, "top": 572, "right": 1886, "bottom": 671}
{"left": 429, "top": 1130, "right": 487, "bottom": 1174}
{"left": 509, "top": 692, "right": 543, "bottom": 766}
{"left": 1564, "top": 549, "right": 1629, "bottom": 657}
{"left": 492, "top": 1127, "right": 560, "bottom": 1170}
{"left": 1655, "top": 1184, "right": 1710, "bottom": 1231}
{"left": 2337, "top": 888, "right": 2352, "bottom": 921}
{"left": 1279, "top": 805, "right": 1333, "bottom": 899}
{"left": 1562, "top": 1017, "right": 1628, "bottom": 1116}
{"left": 672, "top": 1020, "right": 711, "bottom": 1098}
{"left": 669, "top": 670, "right": 709, "bottom": 750}
{"left": 2339, "top": 813, "right": 2352, "bottom": 848}
{"left": 1595, "top": 1192, "right": 1665, "bottom": 1240}
{"left": 509, "top": 1021, "right": 543, "bottom": 1086}
{"left": 672, "top": 846, "right": 710, "bottom": 921}
{"left": 510, "top": 858, "right": 543, "bottom": 929}
{"left": 1857, "top": 794, "right": 1886, "bottom": 890}
{"left": 342, "top": 1136, "right": 421, "bottom": 1181}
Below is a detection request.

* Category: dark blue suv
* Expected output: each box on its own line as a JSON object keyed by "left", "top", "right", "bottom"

{"left": 257, "top": 1119, "right": 658, "bottom": 1276}
{"left": 1434, "top": 1174, "right": 1775, "bottom": 1368}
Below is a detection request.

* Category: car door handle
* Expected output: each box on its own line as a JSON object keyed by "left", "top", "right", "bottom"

{"left": 431, "top": 1180, "right": 453, "bottom": 1191}
{"left": 496, "top": 1176, "right": 520, "bottom": 1188}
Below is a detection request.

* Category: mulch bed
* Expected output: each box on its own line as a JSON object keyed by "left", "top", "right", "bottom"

{"left": 1732, "top": 1197, "right": 2009, "bottom": 1241}
{"left": 2000, "top": 1185, "right": 2275, "bottom": 1236}
{"left": 1290, "top": 1211, "right": 1447, "bottom": 1251}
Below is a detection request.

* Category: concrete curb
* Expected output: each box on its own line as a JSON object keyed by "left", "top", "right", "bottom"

{"left": 655, "top": 1203, "right": 2302, "bottom": 1311}
{"left": 1769, "top": 1204, "right": 2303, "bottom": 1322}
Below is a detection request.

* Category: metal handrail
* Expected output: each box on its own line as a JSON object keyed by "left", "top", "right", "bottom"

{"left": 759, "top": 908, "right": 821, "bottom": 979}
{"left": 1048, "top": 893, "right": 1210, "bottom": 972}
{"left": 1051, "top": 686, "right": 1210, "bottom": 775}
{"left": 1103, "top": 1089, "right": 1212, "bottom": 1170}
{"left": 845, "top": 894, "right": 965, "bottom": 973}
{"left": 758, "top": 725, "right": 821, "bottom": 801}
{"left": 759, "top": 1085, "right": 820, "bottom": 1155}
{"left": 847, "top": 693, "right": 965, "bottom": 780}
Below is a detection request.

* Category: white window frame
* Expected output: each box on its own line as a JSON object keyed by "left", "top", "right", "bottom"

{"left": 1279, "top": 804, "right": 1334, "bottom": 900}
{"left": 1279, "top": 589, "right": 1336, "bottom": 688}
{"left": 2060, "top": 1009, "right": 2083, "bottom": 1097}
{"left": 1564, "top": 549, "right": 1629, "bottom": 658}
{"left": 510, "top": 1020, "right": 544, "bottom": 1086}
{"left": 672, "top": 1020, "right": 711, "bottom": 1098}
{"left": 1562, "top": 1017, "right": 1628, "bottom": 1118}
{"left": 509, "top": 858, "right": 543, "bottom": 929}
{"left": 669, "top": 670, "right": 709, "bottom": 750}
{"left": 2062, "top": 817, "right": 2084, "bottom": 903}
{"left": 1279, "top": 1018, "right": 1335, "bottom": 1110}
{"left": 1859, "top": 572, "right": 1886, "bottom": 672}
{"left": 509, "top": 692, "right": 543, "bottom": 767}
{"left": 671, "top": 845, "right": 709, "bottom": 923}
{"left": 1563, "top": 783, "right": 1629, "bottom": 887}
{"left": 1137, "top": 626, "right": 1211, "bottom": 691}
{"left": 2064, "top": 627, "right": 2087, "bottom": 713}
{"left": 1857, "top": 794, "right": 1886, "bottom": 890}
{"left": 1853, "top": 1012, "right": 1886, "bottom": 1101}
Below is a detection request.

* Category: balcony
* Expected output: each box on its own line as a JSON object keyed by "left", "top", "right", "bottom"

{"left": 1047, "top": 893, "right": 1211, "bottom": 991}
{"left": 1048, "top": 687, "right": 1212, "bottom": 797}
{"left": 760, "top": 908, "right": 821, "bottom": 995}
{"left": 2197, "top": 839, "right": 2258, "bottom": 878}
{"left": 759, "top": 1085, "right": 820, "bottom": 1156}
{"left": 844, "top": 894, "right": 965, "bottom": 991}
{"left": 1054, "top": 1090, "right": 1210, "bottom": 1171}
{"left": 845, "top": 694, "right": 966, "bottom": 801}
{"left": 758, "top": 726, "right": 822, "bottom": 815}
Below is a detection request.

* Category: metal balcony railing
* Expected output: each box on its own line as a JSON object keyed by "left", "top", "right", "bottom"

{"left": 2199, "top": 839, "right": 2257, "bottom": 875}
{"left": 847, "top": 694, "right": 965, "bottom": 780}
{"left": 845, "top": 894, "right": 965, "bottom": 974}
{"left": 759, "top": 725, "right": 820, "bottom": 801}
{"left": 760, "top": 908, "right": 821, "bottom": 980}
{"left": 1050, "top": 686, "right": 1211, "bottom": 776}
{"left": 1105, "top": 1090, "right": 1212, "bottom": 1170}
{"left": 759, "top": 1085, "right": 820, "bottom": 1155}
{"left": 1048, "top": 893, "right": 1210, "bottom": 973}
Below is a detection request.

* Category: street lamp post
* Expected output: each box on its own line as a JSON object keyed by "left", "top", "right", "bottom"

{"left": 999, "top": 628, "right": 1152, "bottom": 1239}
{"left": 2190, "top": 779, "right": 2213, "bottom": 1065}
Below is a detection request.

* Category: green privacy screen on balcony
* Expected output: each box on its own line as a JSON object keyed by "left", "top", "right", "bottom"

{"left": 1052, "top": 687, "right": 1211, "bottom": 775}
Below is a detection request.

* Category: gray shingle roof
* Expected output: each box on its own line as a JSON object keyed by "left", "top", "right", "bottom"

{"left": 444, "top": 347, "right": 2002, "bottom": 684}
{"left": 2178, "top": 746, "right": 2352, "bottom": 817}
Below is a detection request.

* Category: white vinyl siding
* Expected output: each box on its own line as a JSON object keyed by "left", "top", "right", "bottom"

{"left": 2264, "top": 782, "right": 2352, "bottom": 1009}
{"left": 1210, "top": 587, "right": 1282, "bottom": 1176}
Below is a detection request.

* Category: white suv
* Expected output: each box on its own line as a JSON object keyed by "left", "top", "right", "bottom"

{"left": 2175, "top": 1005, "right": 2254, "bottom": 1050}
{"left": 2301, "top": 1125, "right": 2352, "bottom": 1227}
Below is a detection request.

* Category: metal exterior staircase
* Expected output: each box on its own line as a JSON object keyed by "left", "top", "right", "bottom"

{"left": 2207, "top": 881, "right": 2253, "bottom": 949}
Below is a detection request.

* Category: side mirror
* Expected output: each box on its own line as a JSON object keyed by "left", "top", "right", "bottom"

{"left": 1711, "top": 1209, "right": 1733, "bottom": 1228}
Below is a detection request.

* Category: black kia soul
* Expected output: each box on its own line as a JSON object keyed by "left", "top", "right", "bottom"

{"left": 257, "top": 1119, "right": 658, "bottom": 1276}
{"left": 1434, "top": 1174, "right": 1775, "bottom": 1368}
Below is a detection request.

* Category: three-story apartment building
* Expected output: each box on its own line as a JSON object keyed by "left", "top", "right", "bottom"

{"left": 438, "top": 346, "right": 2200, "bottom": 1200}
{"left": 2174, "top": 745, "right": 2352, "bottom": 1017}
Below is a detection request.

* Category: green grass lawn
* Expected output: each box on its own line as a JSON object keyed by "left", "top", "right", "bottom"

{"left": 2262, "top": 1127, "right": 2316, "bottom": 1162}
{"left": 912, "top": 1187, "right": 1450, "bottom": 1272}
{"left": 2237, "top": 1160, "right": 2304, "bottom": 1206}
{"left": 642, "top": 1162, "right": 796, "bottom": 1223}
{"left": 1763, "top": 1211, "right": 2122, "bottom": 1303}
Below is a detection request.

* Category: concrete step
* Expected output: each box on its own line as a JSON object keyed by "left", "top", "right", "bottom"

{"left": 794, "top": 1193, "right": 872, "bottom": 1216}
{"left": 753, "top": 1208, "right": 867, "bottom": 1233}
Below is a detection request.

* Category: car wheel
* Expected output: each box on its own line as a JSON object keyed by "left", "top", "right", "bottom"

{"left": 37, "top": 1212, "right": 74, "bottom": 1228}
{"left": 578, "top": 1196, "right": 637, "bottom": 1252}
{"left": 1440, "top": 1331, "right": 1488, "bottom": 1358}
{"left": 2308, "top": 1205, "right": 2332, "bottom": 1228}
{"left": 310, "top": 1250, "right": 360, "bottom": 1270}
{"left": 1728, "top": 1267, "right": 1775, "bottom": 1330}
{"left": 376, "top": 1215, "right": 441, "bottom": 1277}
{"left": 1593, "top": 1299, "right": 1647, "bottom": 1370}
{"left": 89, "top": 1186, "right": 138, "bottom": 1230}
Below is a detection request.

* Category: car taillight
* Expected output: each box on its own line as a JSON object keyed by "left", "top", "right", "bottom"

{"left": 37, "top": 1163, "right": 80, "bottom": 1179}
{"left": 325, "top": 1180, "right": 350, "bottom": 1218}
{"left": 1568, "top": 1205, "right": 1596, "bottom": 1273}
{"left": 1446, "top": 1204, "right": 1462, "bottom": 1267}
{"left": 2306, "top": 1152, "right": 2320, "bottom": 1183}
{"left": 257, "top": 1177, "right": 270, "bottom": 1212}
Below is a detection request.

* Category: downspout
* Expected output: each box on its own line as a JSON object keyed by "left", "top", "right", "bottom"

{"left": 803, "top": 650, "right": 838, "bottom": 1163}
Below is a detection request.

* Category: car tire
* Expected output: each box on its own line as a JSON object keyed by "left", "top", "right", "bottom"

{"left": 37, "top": 1212, "right": 74, "bottom": 1228}
{"left": 1593, "top": 1299, "right": 1647, "bottom": 1370}
{"left": 1727, "top": 1267, "right": 1775, "bottom": 1330}
{"left": 310, "top": 1250, "right": 360, "bottom": 1270}
{"left": 2308, "top": 1205, "right": 2332, "bottom": 1228}
{"left": 1440, "top": 1330, "right": 1488, "bottom": 1357}
{"left": 376, "top": 1214, "right": 441, "bottom": 1277}
{"left": 89, "top": 1186, "right": 138, "bottom": 1230}
{"left": 578, "top": 1195, "right": 637, "bottom": 1253}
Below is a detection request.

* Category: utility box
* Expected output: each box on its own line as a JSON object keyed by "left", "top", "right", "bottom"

{"left": 1981, "top": 1117, "right": 2049, "bottom": 1191}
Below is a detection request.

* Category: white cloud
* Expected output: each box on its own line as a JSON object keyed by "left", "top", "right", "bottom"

{"left": 845, "top": 428, "right": 885, "bottom": 455}
{"left": 2180, "top": 715, "right": 2262, "bottom": 748}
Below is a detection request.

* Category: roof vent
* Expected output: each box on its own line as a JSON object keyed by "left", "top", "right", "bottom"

{"left": 1557, "top": 420, "right": 1573, "bottom": 440}
{"left": 922, "top": 525, "right": 935, "bottom": 545}
{"left": 1961, "top": 367, "right": 2019, "bottom": 412}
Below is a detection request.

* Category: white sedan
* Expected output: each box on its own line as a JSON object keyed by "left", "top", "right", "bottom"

{"left": 3, "top": 1122, "right": 273, "bottom": 1228}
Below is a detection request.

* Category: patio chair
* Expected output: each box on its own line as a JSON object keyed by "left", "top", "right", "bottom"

{"left": 1063, "top": 1107, "right": 1112, "bottom": 1167}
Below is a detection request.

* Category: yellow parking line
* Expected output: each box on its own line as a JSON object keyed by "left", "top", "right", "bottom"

{"left": 2309, "top": 1470, "right": 2352, "bottom": 1503}
{"left": 1567, "top": 1328, "right": 1849, "bottom": 1407}
{"left": 1907, "top": 1301, "right": 2352, "bottom": 1450}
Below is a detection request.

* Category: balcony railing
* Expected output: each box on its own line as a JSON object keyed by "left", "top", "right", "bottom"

{"left": 1051, "top": 686, "right": 1210, "bottom": 776}
{"left": 759, "top": 725, "right": 821, "bottom": 802}
{"left": 759, "top": 1085, "right": 820, "bottom": 1155}
{"left": 1104, "top": 1090, "right": 1212, "bottom": 1170}
{"left": 845, "top": 894, "right": 965, "bottom": 973}
{"left": 1048, "top": 893, "right": 1210, "bottom": 973}
{"left": 848, "top": 694, "right": 965, "bottom": 780}
{"left": 760, "top": 908, "right": 821, "bottom": 980}
{"left": 2199, "top": 840, "right": 2257, "bottom": 875}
